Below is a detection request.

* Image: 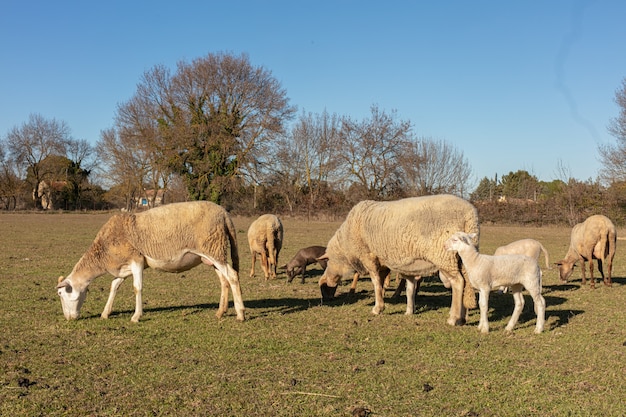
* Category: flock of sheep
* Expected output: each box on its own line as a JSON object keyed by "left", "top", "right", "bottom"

{"left": 56, "top": 195, "right": 617, "bottom": 334}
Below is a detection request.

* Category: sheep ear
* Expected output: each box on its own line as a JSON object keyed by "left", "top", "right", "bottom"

{"left": 317, "top": 253, "right": 329, "bottom": 261}
{"left": 57, "top": 280, "right": 81, "bottom": 301}
{"left": 57, "top": 275, "right": 66, "bottom": 284}
{"left": 468, "top": 233, "right": 478, "bottom": 241}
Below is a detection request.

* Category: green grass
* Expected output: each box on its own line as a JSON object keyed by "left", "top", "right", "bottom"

{"left": 1, "top": 213, "right": 626, "bottom": 416}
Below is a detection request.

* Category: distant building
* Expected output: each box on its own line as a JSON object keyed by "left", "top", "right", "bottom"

{"left": 38, "top": 180, "right": 67, "bottom": 210}
{"left": 137, "top": 189, "right": 165, "bottom": 208}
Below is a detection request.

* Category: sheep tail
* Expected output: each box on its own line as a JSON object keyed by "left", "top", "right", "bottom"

{"left": 462, "top": 212, "right": 479, "bottom": 310}
{"left": 225, "top": 215, "right": 239, "bottom": 272}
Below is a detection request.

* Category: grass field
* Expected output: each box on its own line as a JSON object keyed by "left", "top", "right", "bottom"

{"left": 1, "top": 211, "right": 626, "bottom": 416}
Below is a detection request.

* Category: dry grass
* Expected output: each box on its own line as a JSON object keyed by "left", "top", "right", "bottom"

{"left": 1, "top": 212, "right": 626, "bottom": 416}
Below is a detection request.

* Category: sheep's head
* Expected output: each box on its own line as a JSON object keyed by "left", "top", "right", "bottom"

{"left": 555, "top": 261, "right": 576, "bottom": 283}
{"left": 318, "top": 253, "right": 339, "bottom": 300}
{"left": 56, "top": 276, "right": 87, "bottom": 320}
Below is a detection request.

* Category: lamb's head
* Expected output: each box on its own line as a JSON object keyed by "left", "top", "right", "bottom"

{"left": 444, "top": 231, "right": 478, "bottom": 252}
{"left": 56, "top": 276, "right": 87, "bottom": 320}
{"left": 284, "top": 261, "right": 301, "bottom": 282}
{"left": 555, "top": 260, "right": 576, "bottom": 283}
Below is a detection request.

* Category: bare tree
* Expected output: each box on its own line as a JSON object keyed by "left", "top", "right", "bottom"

{"left": 97, "top": 128, "right": 159, "bottom": 211}
{"left": 598, "top": 77, "right": 626, "bottom": 183}
{"left": 398, "top": 137, "right": 473, "bottom": 197}
{"left": 339, "top": 105, "right": 411, "bottom": 200}
{"left": 0, "top": 139, "right": 24, "bottom": 209}
{"left": 5, "top": 114, "right": 70, "bottom": 209}
{"left": 271, "top": 110, "right": 342, "bottom": 215}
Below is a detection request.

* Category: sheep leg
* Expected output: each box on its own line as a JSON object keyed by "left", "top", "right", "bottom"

{"left": 349, "top": 272, "right": 359, "bottom": 295}
{"left": 443, "top": 271, "right": 467, "bottom": 326}
{"left": 130, "top": 262, "right": 144, "bottom": 323}
{"left": 101, "top": 277, "right": 125, "bottom": 319}
{"left": 580, "top": 258, "right": 587, "bottom": 286}
{"left": 213, "top": 262, "right": 245, "bottom": 321}
{"left": 477, "top": 288, "right": 490, "bottom": 334}
{"left": 391, "top": 277, "right": 407, "bottom": 299}
{"left": 588, "top": 259, "right": 595, "bottom": 289}
{"left": 370, "top": 267, "right": 389, "bottom": 315}
{"left": 597, "top": 258, "right": 607, "bottom": 287}
{"left": 260, "top": 250, "right": 270, "bottom": 280}
{"left": 270, "top": 246, "right": 278, "bottom": 279}
{"left": 215, "top": 272, "right": 230, "bottom": 319}
{"left": 505, "top": 285, "right": 525, "bottom": 332}
{"left": 249, "top": 252, "right": 257, "bottom": 278}
{"left": 404, "top": 276, "right": 422, "bottom": 315}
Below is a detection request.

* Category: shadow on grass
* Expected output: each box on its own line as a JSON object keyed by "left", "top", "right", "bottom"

{"left": 93, "top": 295, "right": 325, "bottom": 321}
{"left": 469, "top": 291, "right": 583, "bottom": 331}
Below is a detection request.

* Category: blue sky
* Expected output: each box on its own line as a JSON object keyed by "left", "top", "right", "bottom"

{"left": 1, "top": 1, "right": 625, "bottom": 186}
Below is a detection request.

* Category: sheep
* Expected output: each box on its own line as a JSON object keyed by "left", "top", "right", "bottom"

{"left": 318, "top": 194, "right": 479, "bottom": 326}
{"left": 556, "top": 214, "right": 617, "bottom": 288}
{"left": 494, "top": 238, "right": 550, "bottom": 293}
{"left": 282, "top": 245, "right": 327, "bottom": 283}
{"left": 494, "top": 239, "right": 550, "bottom": 269}
{"left": 444, "top": 231, "right": 545, "bottom": 334}
{"left": 56, "top": 201, "right": 245, "bottom": 322}
{"left": 248, "top": 214, "right": 283, "bottom": 280}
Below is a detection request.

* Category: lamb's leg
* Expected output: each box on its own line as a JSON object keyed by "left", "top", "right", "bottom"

{"left": 130, "top": 263, "right": 144, "bottom": 323}
{"left": 477, "top": 288, "right": 490, "bottom": 334}
{"left": 101, "top": 277, "right": 125, "bottom": 319}
{"left": 505, "top": 285, "right": 525, "bottom": 332}
{"left": 300, "top": 265, "right": 307, "bottom": 284}
{"left": 531, "top": 291, "right": 546, "bottom": 334}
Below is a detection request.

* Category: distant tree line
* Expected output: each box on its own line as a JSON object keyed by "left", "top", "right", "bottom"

{"left": 1, "top": 52, "right": 625, "bottom": 226}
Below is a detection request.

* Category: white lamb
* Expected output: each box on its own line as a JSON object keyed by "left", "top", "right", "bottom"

{"left": 444, "top": 231, "right": 546, "bottom": 334}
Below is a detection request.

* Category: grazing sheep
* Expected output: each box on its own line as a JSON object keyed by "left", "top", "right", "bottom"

{"left": 556, "top": 214, "right": 617, "bottom": 288}
{"left": 282, "top": 245, "right": 327, "bottom": 283}
{"left": 56, "top": 201, "right": 245, "bottom": 322}
{"left": 445, "top": 231, "right": 545, "bottom": 334}
{"left": 318, "top": 194, "right": 479, "bottom": 326}
{"left": 495, "top": 239, "right": 551, "bottom": 269}
{"left": 494, "top": 238, "right": 550, "bottom": 293}
{"left": 248, "top": 214, "right": 283, "bottom": 280}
